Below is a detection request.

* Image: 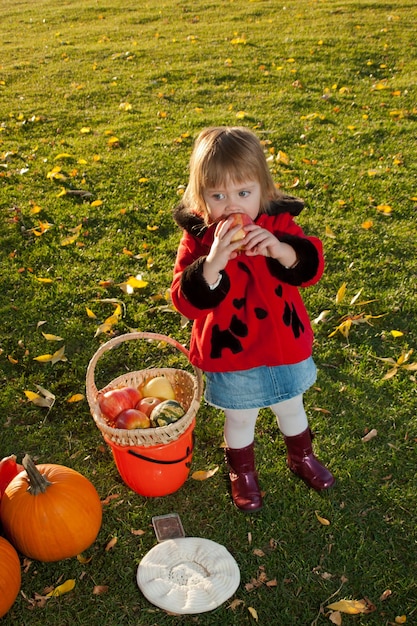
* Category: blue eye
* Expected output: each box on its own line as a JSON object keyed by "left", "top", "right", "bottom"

{"left": 239, "top": 191, "right": 250, "bottom": 197}
{"left": 213, "top": 193, "right": 225, "bottom": 200}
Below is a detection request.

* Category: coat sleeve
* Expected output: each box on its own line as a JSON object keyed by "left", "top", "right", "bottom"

{"left": 170, "top": 232, "right": 230, "bottom": 320}
{"left": 265, "top": 213, "right": 324, "bottom": 287}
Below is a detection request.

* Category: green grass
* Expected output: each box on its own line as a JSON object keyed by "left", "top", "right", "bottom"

{"left": 1, "top": 0, "right": 417, "bottom": 624}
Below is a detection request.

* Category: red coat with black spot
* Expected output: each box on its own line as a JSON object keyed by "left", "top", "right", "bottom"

{"left": 171, "top": 197, "right": 324, "bottom": 373}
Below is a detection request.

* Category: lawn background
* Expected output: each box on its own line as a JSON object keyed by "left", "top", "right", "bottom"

{"left": 1, "top": 0, "right": 416, "bottom": 624}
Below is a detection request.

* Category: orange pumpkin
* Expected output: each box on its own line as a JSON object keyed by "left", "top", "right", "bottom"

{"left": 0, "top": 536, "right": 21, "bottom": 618}
{"left": 1, "top": 455, "right": 102, "bottom": 562}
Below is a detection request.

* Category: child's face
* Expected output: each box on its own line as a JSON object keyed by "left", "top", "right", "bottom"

{"left": 202, "top": 178, "right": 261, "bottom": 224}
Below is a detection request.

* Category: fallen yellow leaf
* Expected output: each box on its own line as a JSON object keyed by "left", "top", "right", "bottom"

{"left": 33, "top": 353, "right": 54, "bottom": 362}
{"left": 51, "top": 346, "right": 67, "bottom": 364}
{"left": 276, "top": 150, "right": 290, "bottom": 165}
{"left": 118, "top": 275, "right": 149, "bottom": 294}
{"left": 105, "top": 537, "right": 118, "bottom": 551}
{"left": 248, "top": 606, "right": 258, "bottom": 621}
{"left": 35, "top": 277, "right": 54, "bottom": 283}
{"left": 54, "top": 152, "right": 74, "bottom": 160}
{"left": 107, "top": 136, "right": 120, "bottom": 147}
{"left": 46, "top": 579, "right": 75, "bottom": 597}
{"left": 325, "top": 225, "right": 336, "bottom": 238}
{"left": 24, "top": 386, "right": 56, "bottom": 409}
{"left": 335, "top": 282, "right": 346, "bottom": 304}
{"left": 61, "top": 224, "right": 82, "bottom": 246}
{"left": 67, "top": 394, "right": 84, "bottom": 403}
{"left": 42, "top": 332, "right": 64, "bottom": 341}
{"left": 315, "top": 511, "right": 331, "bottom": 526}
{"left": 327, "top": 599, "right": 367, "bottom": 614}
{"left": 191, "top": 466, "right": 219, "bottom": 481}
{"left": 77, "top": 554, "right": 93, "bottom": 564}
{"left": 376, "top": 204, "right": 392, "bottom": 214}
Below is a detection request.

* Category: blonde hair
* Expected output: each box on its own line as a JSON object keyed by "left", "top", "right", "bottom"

{"left": 182, "top": 126, "right": 281, "bottom": 223}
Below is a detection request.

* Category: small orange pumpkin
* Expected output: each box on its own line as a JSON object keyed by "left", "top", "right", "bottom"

{"left": 1, "top": 455, "right": 102, "bottom": 562}
{"left": 0, "top": 536, "right": 21, "bottom": 618}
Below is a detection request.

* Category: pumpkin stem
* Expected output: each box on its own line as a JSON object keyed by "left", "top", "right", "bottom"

{"left": 22, "top": 454, "right": 52, "bottom": 495}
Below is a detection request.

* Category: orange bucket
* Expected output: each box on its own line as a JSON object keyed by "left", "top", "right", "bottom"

{"left": 104, "top": 419, "right": 195, "bottom": 497}
{"left": 86, "top": 332, "right": 203, "bottom": 498}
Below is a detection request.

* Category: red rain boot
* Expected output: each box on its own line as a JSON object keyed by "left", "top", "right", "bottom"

{"left": 225, "top": 443, "right": 263, "bottom": 512}
{"left": 284, "top": 428, "right": 335, "bottom": 491}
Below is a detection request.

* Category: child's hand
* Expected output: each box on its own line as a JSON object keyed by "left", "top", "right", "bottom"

{"left": 243, "top": 224, "right": 298, "bottom": 267}
{"left": 243, "top": 224, "right": 282, "bottom": 258}
{"left": 203, "top": 218, "right": 244, "bottom": 284}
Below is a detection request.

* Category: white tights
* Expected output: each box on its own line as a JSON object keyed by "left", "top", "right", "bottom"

{"left": 223, "top": 394, "right": 308, "bottom": 449}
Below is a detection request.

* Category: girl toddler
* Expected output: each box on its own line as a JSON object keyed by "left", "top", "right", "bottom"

{"left": 171, "top": 126, "right": 334, "bottom": 512}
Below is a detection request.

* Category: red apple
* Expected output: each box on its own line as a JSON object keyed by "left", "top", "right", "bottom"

{"left": 228, "top": 212, "right": 254, "bottom": 243}
{"left": 136, "top": 396, "right": 163, "bottom": 417}
{"left": 0, "top": 454, "right": 24, "bottom": 497}
{"left": 115, "top": 408, "right": 151, "bottom": 430}
{"left": 98, "top": 386, "right": 142, "bottom": 422}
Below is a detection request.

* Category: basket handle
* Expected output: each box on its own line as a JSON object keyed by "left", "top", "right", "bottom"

{"left": 85, "top": 331, "right": 202, "bottom": 404}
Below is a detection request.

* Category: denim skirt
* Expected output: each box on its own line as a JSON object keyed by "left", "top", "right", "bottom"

{"left": 204, "top": 357, "right": 317, "bottom": 410}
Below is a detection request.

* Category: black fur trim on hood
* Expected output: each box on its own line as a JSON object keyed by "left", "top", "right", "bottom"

{"left": 172, "top": 194, "right": 305, "bottom": 238}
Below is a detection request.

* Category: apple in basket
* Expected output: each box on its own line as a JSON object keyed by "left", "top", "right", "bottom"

{"left": 98, "top": 386, "right": 142, "bottom": 422}
{"left": 228, "top": 212, "right": 254, "bottom": 245}
{"left": 136, "top": 396, "right": 163, "bottom": 417}
{"left": 115, "top": 408, "right": 151, "bottom": 430}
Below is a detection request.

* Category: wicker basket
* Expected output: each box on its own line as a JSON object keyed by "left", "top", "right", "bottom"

{"left": 86, "top": 332, "right": 203, "bottom": 448}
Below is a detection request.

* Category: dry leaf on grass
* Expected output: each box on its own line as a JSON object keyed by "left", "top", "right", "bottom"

{"left": 67, "top": 393, "right": 84, "bottom": 403}
{"left": 191, "top": 466, "right": 219, "bottom": 480}
{"left": 46, "top": 579, "right": 75, "bottom": 597}
{"left": 101, "top": 494, "right": 121, "bottom": 505}
{"left": 329, "top": 611, "right": 342, "bottom": 625}
{"left": 248, "top": 606, "right": 258, "bottom": 621}
{"left": 362, "top": 429, "right": 378, "bottom": 442}
{"left": 105, "top": 537, "right": 118, "bottom": 551}
{"left": 315, "top": 511, "right": 331, "bottom": 525}
{"left": 228, "top": 599, "right": 245, "bottom": 610}
{"left": 93, "top": 585, "right": 109, "bottom": 595}
{"left": 253, "top": 548, "right": 265, "bottom": 557}
{"left": 77, "top": 554, "right": 93, "bottom": 564}
{"left": 327, "top": 599, "right": 368, "bottom": 614}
